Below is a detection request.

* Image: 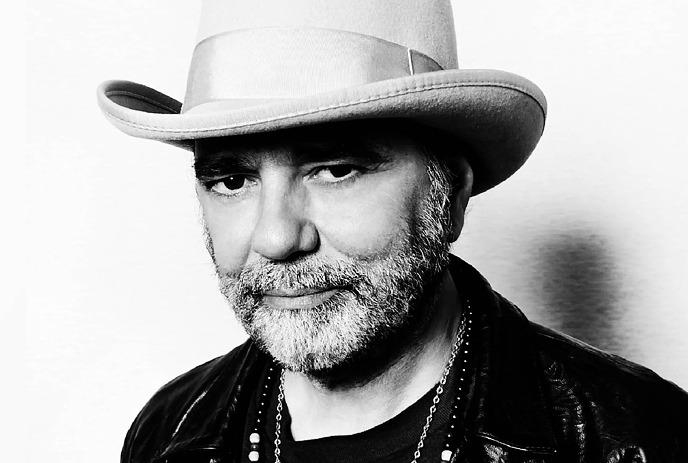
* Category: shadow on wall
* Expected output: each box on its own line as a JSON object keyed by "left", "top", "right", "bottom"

{"left": 534, "top": 229, "right": 629, "bottom": 355}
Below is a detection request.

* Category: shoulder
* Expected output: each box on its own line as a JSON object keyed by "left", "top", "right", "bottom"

{"left": 530, "top": 321, "right": 688, "bottom": 408}
{"left": 528, "top": 319, "right": 688, "bottom": 460}
{"left": 120, "top": 340, "right": 259, "bottom": 463}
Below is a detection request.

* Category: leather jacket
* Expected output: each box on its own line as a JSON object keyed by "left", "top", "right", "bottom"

{"left": 121, "top": 258, "right": 688, "bottom": 463}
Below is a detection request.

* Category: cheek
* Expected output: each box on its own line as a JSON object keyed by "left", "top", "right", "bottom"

{"left": 311, "top": 176, "right": 426, "bottom": 258}
{"left": 198, "top": 192, "right": 257, "bottom": 271}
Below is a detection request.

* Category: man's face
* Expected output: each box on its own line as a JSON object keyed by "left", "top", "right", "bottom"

{"left": 195, "top": 122, "right": 454, "bottom": 377}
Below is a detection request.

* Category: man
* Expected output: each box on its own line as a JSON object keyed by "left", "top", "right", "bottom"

{"left": 98, "top": 0, "right": 688, "bottom": 462}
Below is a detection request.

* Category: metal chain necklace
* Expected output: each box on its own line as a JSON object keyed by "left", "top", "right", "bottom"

{"left": 410, "top": 306, "right": 470, "bottom": 463}
{"left": 247, "top": 302, "right": 473, "bottom": 463}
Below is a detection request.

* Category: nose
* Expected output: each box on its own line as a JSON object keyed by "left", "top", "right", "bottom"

{"left": 250, "top": 184, "right": 319, "bottom": 261}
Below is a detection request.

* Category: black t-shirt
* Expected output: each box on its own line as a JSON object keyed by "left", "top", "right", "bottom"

{"left": 240, "top": 362, "right": 467, "bottom": 463}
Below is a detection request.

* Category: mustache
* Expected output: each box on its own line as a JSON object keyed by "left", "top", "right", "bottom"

{"left": 218, "top": 258, "right": 369, "bottom": 294}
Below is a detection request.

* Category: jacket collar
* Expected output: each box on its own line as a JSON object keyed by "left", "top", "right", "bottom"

{"left": 157, "top": 256, "right": 559, "bottom": 461}
{"left": 449, "top": 256, "right": 558, "bottom": 457}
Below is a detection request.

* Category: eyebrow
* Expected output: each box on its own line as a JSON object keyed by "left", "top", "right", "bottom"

{"left": 194, "top": 138, "right": 390, "bottom": 179}
{"left": 194, "top": 150, "right": 259, "bottom": 180}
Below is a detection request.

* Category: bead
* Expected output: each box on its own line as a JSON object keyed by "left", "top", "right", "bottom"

{"left": 249, "top": 432, "right": 260, "bottom": 444}
{"left": 248, "top": 450, "right": 260, "bottom": 462}
{"left": 441, "top": 449, "right": 453, "bottom": 461}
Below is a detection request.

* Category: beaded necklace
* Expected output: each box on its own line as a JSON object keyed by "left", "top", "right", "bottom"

{"left": 247, "top": 301, "right": 473, "bottom": 463}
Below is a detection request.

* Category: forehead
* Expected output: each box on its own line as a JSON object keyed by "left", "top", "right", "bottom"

{"left": 193, "top": 120, "right": 429, "bottom": 169}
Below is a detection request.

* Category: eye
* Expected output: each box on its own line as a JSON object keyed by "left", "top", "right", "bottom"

{"left": 208, "top": 175, "right": 255, "bottom": 196}
{"left": 312, "top": 165, "right": 361, "bottom": 182}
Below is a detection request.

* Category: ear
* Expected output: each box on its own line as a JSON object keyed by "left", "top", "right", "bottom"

{"left": 448, "top": 157, "right": 473, "bottom": 243}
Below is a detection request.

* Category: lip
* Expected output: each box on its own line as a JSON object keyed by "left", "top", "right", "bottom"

{"left": 261, "top": 287, "right": 343, "bottom": 310}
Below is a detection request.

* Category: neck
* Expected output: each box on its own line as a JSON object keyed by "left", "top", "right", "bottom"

{"left": 283, "top": 269, "right": 462, "bottom": 440}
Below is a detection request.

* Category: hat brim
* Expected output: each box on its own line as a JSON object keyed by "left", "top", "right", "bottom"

{"left": 97, "top": 69, "right": 546, "bottom": 195}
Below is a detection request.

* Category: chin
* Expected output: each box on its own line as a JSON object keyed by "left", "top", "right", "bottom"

{"left": 249, "top": 302, "right": 430, "bottom": 389}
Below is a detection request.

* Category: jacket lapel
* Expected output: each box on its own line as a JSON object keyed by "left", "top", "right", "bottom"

{"left": 450, "top": 257, "right": 559, "bottom": 460}
{"left": 154, "top": 342, "right": 268, "bottom": 462}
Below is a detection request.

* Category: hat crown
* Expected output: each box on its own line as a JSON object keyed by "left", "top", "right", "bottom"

{"left": 181, "top": 0, "right": 459, "bottom": 113}
{"left": 98, "top": 0, "right": 546, "bottom": 195}
{"left": 197, "top": 0, "right": 458, "bottom": 71}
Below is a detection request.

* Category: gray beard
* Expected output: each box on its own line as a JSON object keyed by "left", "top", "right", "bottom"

{"left": 211, "top": 163, "right": 453, "bottom": 381}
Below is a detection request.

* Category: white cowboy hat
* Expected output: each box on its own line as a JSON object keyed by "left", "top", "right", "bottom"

{"left": 97, "top": 0, "right": 546, "bottom": 195}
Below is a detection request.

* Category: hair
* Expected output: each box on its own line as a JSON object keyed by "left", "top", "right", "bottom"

{"left": 423, "top": 152, "right": 455, "bottom": 244}
{"left": 398, "top": 120, "right": 468, "bottom": 190}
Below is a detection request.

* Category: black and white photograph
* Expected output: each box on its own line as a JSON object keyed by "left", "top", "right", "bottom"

{"left": 24, "top": 0, "right": 688, "bottom": 462}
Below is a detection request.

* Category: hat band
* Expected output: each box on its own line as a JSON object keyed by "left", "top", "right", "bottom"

{"left": 182, "top": 27, "right": 444, "bottom": 113}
